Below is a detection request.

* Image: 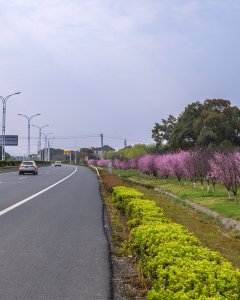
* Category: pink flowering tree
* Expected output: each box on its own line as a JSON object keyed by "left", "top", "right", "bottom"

{"left": 206, "top": 170, "right": 217, "bottom": 192}
{"left": 168, "top": 152, "right": 188, "bottom": 185}
{"left": 138, "top": 155, "right": 157, "bottom": 176}
{"left": 118, "top": 160, "right": 130, "bottom": 170}
{"left": 129, "top": 158, "right": 139, "bottom": 169}
{"left": 113, "top": 159, "right": 129, "bottom": 169}
{"left": 97, "top": 159, "right": 109, "bottom": 168}
{"left": 182, "top": 151, "right": 199, "bottom": 187}
{"left": 209, "top": 152, "right": 240, "bottom": 203}
{"left": 113, "top": 159, "right": 121, "bottom": 169}
{"left": 194, "top": 149, "right": 212, "bottom": 189}
{"left": 154, "top": 154, "right": 172, "bottom": 180}
{"left": 87, "top": 159, "right": 97, "bottom": 166}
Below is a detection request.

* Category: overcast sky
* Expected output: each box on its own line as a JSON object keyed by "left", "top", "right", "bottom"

{"left": 1, "top": 0, "right": 240, "bottom": 156}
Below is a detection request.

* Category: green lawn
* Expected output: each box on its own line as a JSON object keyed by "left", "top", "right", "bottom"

{"left": 113, "top": 169, "right": 240, "bottom": 220}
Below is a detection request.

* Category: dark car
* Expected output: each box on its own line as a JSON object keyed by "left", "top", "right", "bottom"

{"left": 19, "top": 161, "right": 38, "bottom": 175}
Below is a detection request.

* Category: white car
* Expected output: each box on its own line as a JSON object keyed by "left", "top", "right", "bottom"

{"left": 19, "top": 161, "right": 38, "bottom": 175}
{"left": 54, "top": 161, "right": 62, "bottom": 167}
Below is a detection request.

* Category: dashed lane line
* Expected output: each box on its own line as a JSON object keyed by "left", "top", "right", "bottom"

{"left": 0, "top": 167, "right": 78, "bottom": 217}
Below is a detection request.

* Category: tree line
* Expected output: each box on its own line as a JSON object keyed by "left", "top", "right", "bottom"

{"left": 152, "top": 99, "right": 240, "bottom": 151}
{"left": 88, "top": 149, "right": 240, "bottom": 203}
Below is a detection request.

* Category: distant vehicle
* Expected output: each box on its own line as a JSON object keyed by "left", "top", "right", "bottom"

{"left": 19, "top": 161, "right": 38, "bottom": 175}
{"left": 54, "top": 161, "right": 62, "bottom": 167}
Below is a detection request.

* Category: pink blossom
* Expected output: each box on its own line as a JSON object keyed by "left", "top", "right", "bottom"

{"left": 168, "top": 152, "right": 188, "bottom": 183}
{"left": 154, "top": 154, "right": 172, "bottom": 179}
{"left": 138, "top": 155, "right": 156, "bottom": 175}
{"left": 209, "top": 152, "right": 240, "bottom": 202}
{"left": 87, "top": 159, "right": 97, "bottom": 166}
{"left": 97, "top": 159, "right": 110, "bottom": 167}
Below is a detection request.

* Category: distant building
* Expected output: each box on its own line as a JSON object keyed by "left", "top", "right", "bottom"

{"left": 91, "top": 145, "right": 115, "bottom": 159}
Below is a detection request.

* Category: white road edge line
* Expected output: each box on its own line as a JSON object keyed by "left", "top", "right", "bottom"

{"left": 0, "top": 167, "right": 78, "bottom": 217}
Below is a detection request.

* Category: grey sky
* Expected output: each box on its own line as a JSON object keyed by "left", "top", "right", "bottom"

{"left": 1, "top": 0, "right": 240, "bottom": 156}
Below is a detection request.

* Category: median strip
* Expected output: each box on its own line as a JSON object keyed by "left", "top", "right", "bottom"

{"left": 0, "top": 167, "right": 78, "bottom": 217}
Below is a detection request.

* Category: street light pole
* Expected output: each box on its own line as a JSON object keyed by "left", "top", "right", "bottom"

{"left": 43, "top": 132, "right": 53, "bottom": 161}
{"left": 18, "top": 113, "right": 41, "bottom": 160}
{"left": 32, "top": 124, "right": 49, "bottom": 160}
{"left": 0, "top": 92, "right": 21, "bottom": 160}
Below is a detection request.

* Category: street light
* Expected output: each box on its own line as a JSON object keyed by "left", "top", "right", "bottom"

{"left": 18, "top": 113, "right": 41, "bottom": 160}
{"left": 32, "top": 124, "right": 49, "bottom": 161}
{"left": 43, "top": 132, "right": 53, "bottom": 161}
{"left": 0, "top": 92, "right": 21, "bottom": 160}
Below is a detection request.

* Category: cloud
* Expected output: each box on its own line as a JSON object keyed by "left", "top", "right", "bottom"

{"left": 0, "top": 0, "right": 240, "bottom": 154}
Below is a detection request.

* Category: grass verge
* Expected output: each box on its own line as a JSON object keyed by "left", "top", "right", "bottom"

{"left": 101, "top": 169, "right": 240, "bottom": 270}
{"left": 113, "top": 169, "right": 240, "bottom": 221}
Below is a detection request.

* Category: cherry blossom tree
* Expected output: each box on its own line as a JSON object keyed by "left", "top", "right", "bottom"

{"left": 209, "top": 152, "right": 240, "bottom": 203}
{"left": 97, "top": 159, "right": 109, "bottom": 167}
{"left": 129, "top": 158, "right": 139, "bottom": 169}
{"left": 154, "top": 154, "right": 172, "bottom": 180}
{"left": 113, "top": 159, "right": 130, "bottom": 169}
{"left": 168, "top": 152, "right": 188, "bottom": 185}
{"left": 193, "top": 149, "right": 212, "bottom": 189}
{"left": 87, "top": 159, "right": 97, "bottom": 166}
{"left": 138, "top": 155, "right": 157, "bottom": 175}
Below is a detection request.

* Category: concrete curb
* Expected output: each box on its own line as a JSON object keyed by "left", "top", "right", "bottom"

{"left": 89, "top": 165, "right": 100, "bottom": 177}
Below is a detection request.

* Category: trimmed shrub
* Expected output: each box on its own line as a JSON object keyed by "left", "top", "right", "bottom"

{"left": 100, "top": 170, "right": 125, "bottom": 192}
{"left": 125, "top": 199, "right": 166, "bottom": 227}
{"left": 112, "top": 186, "right": 146, "bottom": 209}
{"left": 112, "top": 186, "right": 240, "bottom": 300}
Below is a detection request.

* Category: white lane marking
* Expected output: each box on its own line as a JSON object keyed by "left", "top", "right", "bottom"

{"left": 0, "top": 167, "right": 78, "bottom": 217}
{"left": 18, "top": 177, "right": 27, "bottom": 180}
{"left": 0, "top": 171, "right": 17, "bottom": 176}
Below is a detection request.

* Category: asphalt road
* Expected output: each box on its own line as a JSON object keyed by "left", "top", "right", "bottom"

{"left": 0, "top": 165, "right": 111, "bottom": 300}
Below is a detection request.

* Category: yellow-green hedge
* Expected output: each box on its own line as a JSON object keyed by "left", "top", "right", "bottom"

{"left": 112, "top": 186, "right": 240, "bottom": 300}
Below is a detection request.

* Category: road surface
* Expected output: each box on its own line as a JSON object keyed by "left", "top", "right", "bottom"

{"left": 0, "top": 165, "right": 111, "bottom": 299}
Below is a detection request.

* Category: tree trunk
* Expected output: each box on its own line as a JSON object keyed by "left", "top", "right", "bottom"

{"left": 233, "top": 192, "right": 238, "bottom": 204}
{"left": 212, "top": 182, "right": 216, "bottom": 192}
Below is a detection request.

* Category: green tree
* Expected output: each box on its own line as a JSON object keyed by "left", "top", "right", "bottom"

{"left": 152, "top": 114, "right": 177, "bottom": 149}
{"left": 195, "top": 99, "right": 239, "bottom": 147}
{"left": 152, "top": 99, "right": 240, "bottom": 151}
{"left": 172, "top": 101, "right": 203, "bottom": 150}
{"left": 105, "top": 144, "right": 154, "bottom": 160}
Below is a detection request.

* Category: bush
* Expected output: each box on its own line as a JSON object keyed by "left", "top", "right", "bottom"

{"left": 112, "top": 186, "right": 240, "bottom": 299}
{"left": 125, "top": 199, "right": 166, "bottom": 227}
{"left": 112, "top": 186, "right": 146, "bottom": 209}
{"left": 0, "top": 160, "right": 20, "bottom": 167}
{"left": 99, "top": 170, "right": 124, "bottom": 192}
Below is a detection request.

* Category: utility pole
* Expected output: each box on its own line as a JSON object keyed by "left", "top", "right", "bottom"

{"left": 43, "top": 132, "right": 53, "bottom": 161}
{"left": 48, "top": 139, "right": 50, "bottom": 161}
{"left": 44, "top": 135, "right": 47, "bottom": 161}
{"left": 124, "top": 139, "right": 127, "bottom": 147}
{"left": 75, "top": 142, "right": 77, "bottom": 165}
{"left": 100, "top": 133, "right": 104, "bottom": 159}
{"left": 32, "top": 124, "right": 49, "bottom": 160}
